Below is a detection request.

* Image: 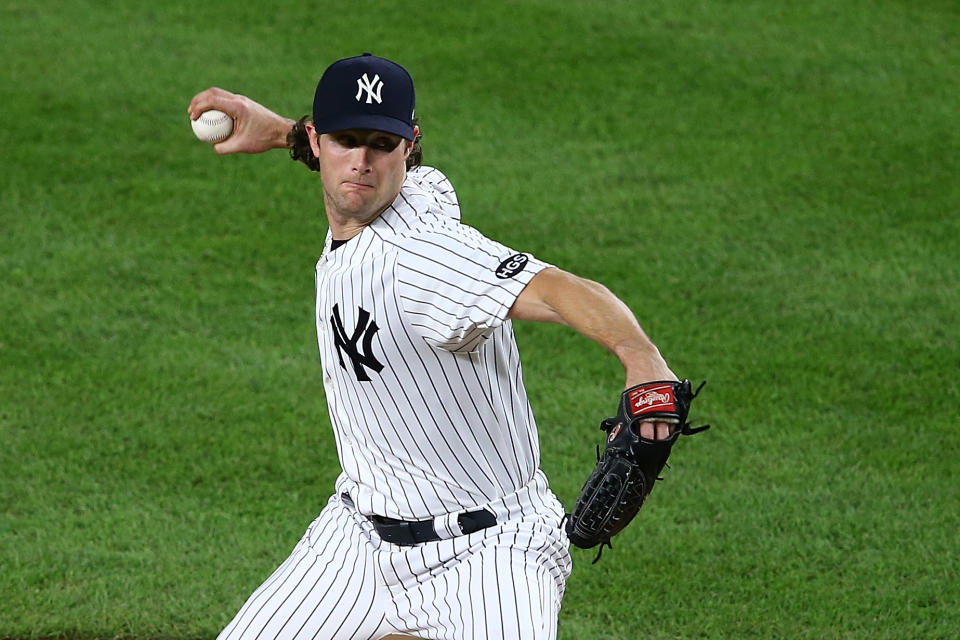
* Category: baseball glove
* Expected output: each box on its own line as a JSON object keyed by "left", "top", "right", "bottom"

{"left": 565, "top": 379, "right": 709, "bottom": 561}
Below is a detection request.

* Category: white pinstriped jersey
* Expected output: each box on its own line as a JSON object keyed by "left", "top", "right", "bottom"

{"left": 314, "top": 166, "right": 553, "bottom": 520}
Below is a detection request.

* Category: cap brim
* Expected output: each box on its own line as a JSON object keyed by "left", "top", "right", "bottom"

{"left": 314, "top": 114, "right": 414, "bottom": 140}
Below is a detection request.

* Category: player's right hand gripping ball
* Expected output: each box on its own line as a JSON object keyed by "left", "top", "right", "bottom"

{"left": 565, "top": 380, "right": 709, "bottom": 560}
{"left": 191, "top": 109, "right": 234, "bottom": 144}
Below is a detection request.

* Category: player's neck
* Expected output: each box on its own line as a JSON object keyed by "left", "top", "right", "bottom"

{"left": 327, "top": 217, "right": 368, "bottom": 242}
{"left": 324, "top": 201, "right": 390, "bottom": 241}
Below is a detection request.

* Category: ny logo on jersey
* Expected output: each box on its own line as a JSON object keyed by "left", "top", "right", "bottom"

{"left": 331, "top": 303, "right": 384, "bottom": 382}
{"left": 355, "top": 73, "right": 384, "bottom": 104}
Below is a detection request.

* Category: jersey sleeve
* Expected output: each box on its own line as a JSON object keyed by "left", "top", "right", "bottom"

{"left": 395, "top": 222, "right": 552, "bottom": 353}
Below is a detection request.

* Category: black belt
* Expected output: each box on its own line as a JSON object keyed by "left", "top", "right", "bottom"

{"left": 369, "top": 509, "right": 497, "bottom": 546}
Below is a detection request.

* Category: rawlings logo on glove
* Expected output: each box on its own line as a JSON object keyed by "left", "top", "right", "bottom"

{"left": 565, "top": 379, "right": 710, "bottom": 562}
{"left": 629, "top": 386, "right": 674, "bottom": 413}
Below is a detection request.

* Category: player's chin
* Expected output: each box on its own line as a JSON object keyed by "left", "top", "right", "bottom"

{"left": 337, "top": 195, "right": 386, "bottom": 219}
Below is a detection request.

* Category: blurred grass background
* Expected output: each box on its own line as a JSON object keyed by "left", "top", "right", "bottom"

{"left": 1, "top": 0, "right": 958, "bottom": 638}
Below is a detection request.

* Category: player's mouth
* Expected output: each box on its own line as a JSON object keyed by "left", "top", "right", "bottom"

{"left": 344, "top": 181, "right": 374, "bottom": 189}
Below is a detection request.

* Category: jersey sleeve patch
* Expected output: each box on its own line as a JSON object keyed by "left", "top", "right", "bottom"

{"left": 494, "top": 253, "right": 529, "bottom": 279}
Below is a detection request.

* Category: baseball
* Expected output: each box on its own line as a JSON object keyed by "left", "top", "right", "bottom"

{"left": 191, "top": 109, "right": 234, "bottom": 144}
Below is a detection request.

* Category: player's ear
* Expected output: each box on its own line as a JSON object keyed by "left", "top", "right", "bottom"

{"left": 305, "top": 121, "right": 321, "bottom": 159}
{"left": 406, "top": 125, "right": 420, "bottom": 157}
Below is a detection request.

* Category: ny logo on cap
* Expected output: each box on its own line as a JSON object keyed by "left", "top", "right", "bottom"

{"left": 355, "top": 73, "right": 384, "bottom": 104}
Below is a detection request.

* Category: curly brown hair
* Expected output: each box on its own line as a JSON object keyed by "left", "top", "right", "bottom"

{"left": 287, "top": 116, "right": 423, "bottom": 171}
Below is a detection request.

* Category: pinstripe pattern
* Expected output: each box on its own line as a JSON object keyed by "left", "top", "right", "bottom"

{"left": 316, "top": 167, "right": 553, "bottom": 520}
{"left": 380, "top": 472, "right": 571, "bottom": 640}
{"left": 217, "top": 496, "right": 398, "bottom": 640}
{"left": 219, "top": 167, "right": 572, "bottom": 639}
{"left": 218, "top": 482, "right": 571, "bottom": 640}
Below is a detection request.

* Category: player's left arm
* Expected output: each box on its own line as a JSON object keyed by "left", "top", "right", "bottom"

{"left": 508, "top": 267, "right": 677, "bottom": 439}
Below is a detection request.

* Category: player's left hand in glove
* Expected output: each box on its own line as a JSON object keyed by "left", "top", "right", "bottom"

{"left": 565, "top": 379, "right": 709, "bottom": 561}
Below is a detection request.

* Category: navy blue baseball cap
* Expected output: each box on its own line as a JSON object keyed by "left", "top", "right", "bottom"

{"left": 313, "top": 53, "right": 416, "bottom": 140}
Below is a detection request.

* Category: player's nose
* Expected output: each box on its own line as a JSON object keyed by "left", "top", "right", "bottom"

{"left": 349, "top": 146, "right": 374, "bottom": 172}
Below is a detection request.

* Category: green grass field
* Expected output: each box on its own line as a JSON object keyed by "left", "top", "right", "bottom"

{"left": 2, "top": 0, "right": 958, "bottom": 638}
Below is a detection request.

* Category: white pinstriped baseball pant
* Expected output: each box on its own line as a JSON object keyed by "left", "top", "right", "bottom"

{"left": 216, "top": 482, "right": 572, "bottom": 640}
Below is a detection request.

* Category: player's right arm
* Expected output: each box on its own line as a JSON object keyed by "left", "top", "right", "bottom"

{"left": 509, "top": 267, "right": 678, "bottom": 440}
{"left": 188, "top": 88, "right": 295, "bottom": 155}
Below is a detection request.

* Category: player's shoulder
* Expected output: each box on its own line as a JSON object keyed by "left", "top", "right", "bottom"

{"left": 402, "top": 165, "right": 461, "bottom": 221}
{"left": 394, "top": 208, "right": 484, "bottom": 246}
{"left": 376, "top": 166, "right": 509, "bottom": 263}
{"left": 407, "top": 165, "right": 453, "bottom": 192}
{"left": 388, "top": 206, "right": 507, "bottom": 269}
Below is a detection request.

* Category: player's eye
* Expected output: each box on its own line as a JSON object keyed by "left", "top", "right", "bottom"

{"left": 371, "top": 136, "right": 401, "bottom": 152}
{"left": 336, "top": 134, "right": 359, "bottom": 148}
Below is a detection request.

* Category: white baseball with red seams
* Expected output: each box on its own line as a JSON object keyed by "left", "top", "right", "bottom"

{"left": 190, "top": 109, "right": 233, "bottom": 143}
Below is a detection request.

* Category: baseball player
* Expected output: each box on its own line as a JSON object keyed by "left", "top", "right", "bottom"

{"left": 188, "top": 53, "right": 679, "bottom": 640}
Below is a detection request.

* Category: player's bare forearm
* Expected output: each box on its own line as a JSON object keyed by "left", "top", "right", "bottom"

{"left": 188, "top": 87, "right": 295, "bottom": 155}
{"left": 509, "top": 267, "right": 677, "bottom": 388}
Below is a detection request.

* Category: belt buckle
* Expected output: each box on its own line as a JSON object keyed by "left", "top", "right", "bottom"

{"left": 457, "top": 508, "right": 497, "bottom": 535}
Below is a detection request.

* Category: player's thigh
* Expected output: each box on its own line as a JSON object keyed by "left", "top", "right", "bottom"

{"left": 464, "top": 541, "right": 565, "bottom": 640}
{"left": 217, "top": 499, "right": 391, "bottom": 640}
{"left": 396, "top": 526, "right": 569, "bottom": 640}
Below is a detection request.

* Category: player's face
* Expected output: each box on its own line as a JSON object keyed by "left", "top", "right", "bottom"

{"left": 313, "top": 128, "right": 412, "bottom": 224}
